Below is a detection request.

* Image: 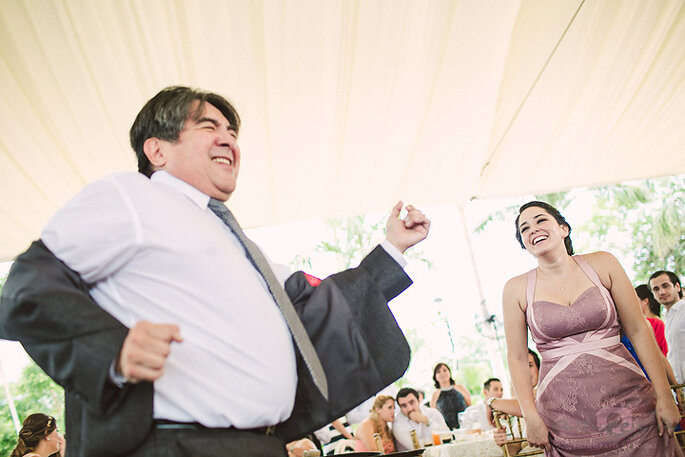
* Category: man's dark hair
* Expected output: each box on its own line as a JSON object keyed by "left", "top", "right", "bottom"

{"left": 129, "top": 86, "right": 241, "bottom": 177}
{"left": 649, "top": 270, "right": 683, "bottom": 299}
{"left": 635, "top": 284, "right": 662, "bottom": 317}
{"left": 396, "top": 387, "right": 420, "bottom": 403}
{"left": 483, "top": 377, "right": 501, "bottom": 390}
{"left": 528, "top": 348, "right": 540, "bottom": 370}
{"left": 515, "top": 201, "right": 574, "bottom": 256}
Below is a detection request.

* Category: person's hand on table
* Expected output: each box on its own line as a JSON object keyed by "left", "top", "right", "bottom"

{"left": 286, "top": 438, "right": 319, "bottom": 457}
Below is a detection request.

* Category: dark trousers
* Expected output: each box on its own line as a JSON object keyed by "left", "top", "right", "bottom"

{"left": 127, "top": 427, "right": 288, "bottom": 457}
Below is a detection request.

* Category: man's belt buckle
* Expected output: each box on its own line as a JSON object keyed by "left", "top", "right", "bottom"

{"left": 265, "top": 425, "right": 276, "bottom": 435}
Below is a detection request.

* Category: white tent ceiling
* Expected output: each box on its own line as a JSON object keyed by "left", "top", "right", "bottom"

{"left": 1, "top": 0, "right": 685, "bottom": 261}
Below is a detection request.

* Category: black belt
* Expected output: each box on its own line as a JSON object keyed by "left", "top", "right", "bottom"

{"left": 154, "top": 420, "right": 277, "bottom": 435}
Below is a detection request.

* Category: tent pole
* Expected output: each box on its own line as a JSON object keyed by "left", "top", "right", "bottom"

{"left": 0, "top": 349, "right": 21, "bottom": 433}
{"left": 457, "top": 205, "right": 508, "bottom": 381}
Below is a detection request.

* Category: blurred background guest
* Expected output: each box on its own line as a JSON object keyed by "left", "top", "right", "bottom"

{"left": 649, "top": 270, "right": 685, "bottom": 384}
{"left": 395, "top": 387, "right": 449, "bottom": 450}
{"left": 286, "top": 438, "right": 320, "bottom": 457}
{"left": 636, "top": 284, "right": 668, "bottom": 355}
{"left": 429, "top": 362, "right": 471, "bottom": 429}
{"left": 313, "top": 418, "right": 353, "bottom": 455}
{"left": 345, "top": 384, "right": 398, "bottom": 426}
{"left": 460, "top": 377, "right": 503, "bottom": 431}
{"left": 10, "top": 413, "right": 65, "bottom": 457}
{"left": 354, "top": 395, "right": 396, "bottom": 454}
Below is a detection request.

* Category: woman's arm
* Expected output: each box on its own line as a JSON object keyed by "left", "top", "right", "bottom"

{"left": 502, "top": 276, "right": 549, "bottom": 450}
{"left": 662, "top": 353, "right": 678, "bottom": 386}
{"left": 331, "top": 419, "right": 353, "bottom": 440}
{"left": 430, "top": 390, "right": 440, "bottom": 409}
{"left": 354, "top": 419, "right": 376, "bottom": 452}
{"left": 455, "top": 384, "right": 472, "bottom": 406}
{"left": 589, "top": 251, "right": 680, "bottom": 435}
{"left": 489, "top": 398, "right": 523, "bottom": 418}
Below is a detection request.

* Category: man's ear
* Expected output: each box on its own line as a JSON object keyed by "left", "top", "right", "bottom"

{"left": 143, "top": 137, "right": 168, "bottom": 169}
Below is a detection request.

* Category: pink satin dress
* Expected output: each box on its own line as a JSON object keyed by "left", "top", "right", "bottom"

{"left": 526, "top": 256, "right": 682, "bottom": 456}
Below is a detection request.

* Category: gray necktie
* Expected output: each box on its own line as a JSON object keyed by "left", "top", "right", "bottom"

{"left": 208, "top": 198, "right": 328, "bottom": 400}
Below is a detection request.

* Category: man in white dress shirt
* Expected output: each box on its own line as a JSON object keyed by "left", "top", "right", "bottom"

{"left": 393, "top": 387, "right": 449, "bottom": 450}
{"left": 460, "top": 378, "right": 503, "bottom": 431}
{"left": 649, "top": 270, "right": 685, "bottom": 383}
{"left": 0, "top": 86, "right": 430, "bottom": 457}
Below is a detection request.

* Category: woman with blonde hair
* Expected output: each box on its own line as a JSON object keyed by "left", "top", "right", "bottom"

{"left": 10, "top": 413, "right": 65, "bottom": 457}
{"left": 354, "top": 395, "right": 396, "bottom": 453}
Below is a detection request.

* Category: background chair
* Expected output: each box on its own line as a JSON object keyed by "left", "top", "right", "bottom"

{"left": 332, "top": 439, "right": 357, "bottom": 454}
{"left": 493, "top": 411, "right": 544, "bottom": 456}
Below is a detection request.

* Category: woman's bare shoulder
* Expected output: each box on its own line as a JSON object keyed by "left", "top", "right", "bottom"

{"left": 503, "top": 273, "right": 528, "bottom": 297}
{"left": 356, "top": 418, "right": 373, "bottom": 433}
{"left": 503, "top": 273, "right": 529, "bottom": 312}
{"left": 577, "top": 251, "right": 619, "bottom": 285}
{"left": 578, "top": 251, "right": 621, "bottom": 273}
{"left": 578, "top": 250, "right": 617, "bottom": 265}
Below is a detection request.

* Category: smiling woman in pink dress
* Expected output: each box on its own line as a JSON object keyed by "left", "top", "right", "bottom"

{"left": 502, "top": 201, "right": 682, "bottom": 456}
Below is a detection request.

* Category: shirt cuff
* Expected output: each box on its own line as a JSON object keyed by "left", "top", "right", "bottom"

{"left": 380, "top": 239, "right": 408, "bottom": 268}
{"left": 109, "top": 360, "right": 128, "bottom": 388}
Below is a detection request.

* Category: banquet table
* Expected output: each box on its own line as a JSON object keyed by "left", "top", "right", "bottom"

{"left": 422, "top": 434, "right": 503, "bottom": 457}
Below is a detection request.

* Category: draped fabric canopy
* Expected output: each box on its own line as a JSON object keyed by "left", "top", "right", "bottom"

{"left": 1, "top": 0, "right": 684, "bottom": 261}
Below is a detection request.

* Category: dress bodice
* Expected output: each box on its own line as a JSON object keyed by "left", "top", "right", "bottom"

{"left": 525, "top": 256, "right": 621, "bottom": 361}
{"left": 436, "top": 387, "right": 467, "bottom": 429}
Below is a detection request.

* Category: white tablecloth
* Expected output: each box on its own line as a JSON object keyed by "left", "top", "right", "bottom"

{"left": 422, "top": 435, "right": 502, "bottom": 457}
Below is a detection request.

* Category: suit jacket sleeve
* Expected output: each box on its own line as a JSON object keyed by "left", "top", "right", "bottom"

{"left": 0, "top": 240, "right": 153, "bottom": 457}
{"left": 278, "top": 245, "right": 413, "bottom": 440}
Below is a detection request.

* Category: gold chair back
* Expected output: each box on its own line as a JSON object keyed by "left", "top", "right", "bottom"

{"left": 672, "top": 383, "right": 685, "bottom": 452}
{"left": 492, "top": 411, "right": 544, "bottom": 456}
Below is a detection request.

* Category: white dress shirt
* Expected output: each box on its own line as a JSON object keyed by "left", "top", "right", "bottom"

{"left": 43, "top": 171, "right": 299, "bottom": 428}
{"left": 42, "top": 170, "right": 405, "bottom": 428}
{"left": 665, "top": 299, "right": 685, "bottom": 383}
{"left": 393, "top": 405, "right": 449, "bottom": 450}
{"left": 460, "top": 402, "right": 495, "bottom": 431}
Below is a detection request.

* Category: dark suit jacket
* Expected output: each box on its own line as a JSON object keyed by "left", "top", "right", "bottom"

{"left": 0, "top": 240, "right": 412, "bottom": 457}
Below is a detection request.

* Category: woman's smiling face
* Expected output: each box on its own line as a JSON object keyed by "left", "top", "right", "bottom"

{"left": 517, "top": 206, "right": 569, "bottom": 255}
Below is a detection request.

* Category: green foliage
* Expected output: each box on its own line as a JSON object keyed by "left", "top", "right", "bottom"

{"left": 0, "top": 362, "right": 64, "bottom": 457}
{"left": 452, "top": 334, "right": 495, "bottom": 399}
{"left": 456, "top": 362, "right": 492, "bottom": 402}
{"left": 475, "top": 174, "right": 685, "bottom": 283}
{"left": 394, "top": 328, "right": 429, "bottom": 391}
{"left": 289, "top": 214, "right": 434, "bottom": 272}
{"left": 581, "top": 176, "right": 685, "bottom": 282}
{"left": 474, "top": 191, "right": 573, "bottom": 234}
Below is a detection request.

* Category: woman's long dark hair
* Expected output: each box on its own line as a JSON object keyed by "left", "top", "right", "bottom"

{"left": 10, "top": 413, "right": 56, "bottom": 457}
{"left": 515, "top": 201, "right": 574, "bottom": 256}
{"left": 433, "top": 362, "right": 456, "bottom": 389}
{"left": 635, "top": 284, "right": 661, "bottom": 317}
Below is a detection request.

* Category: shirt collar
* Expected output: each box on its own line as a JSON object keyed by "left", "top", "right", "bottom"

{"left": 151, "top": 170, "right": 211, "bottom": 209}
{"left": 668, "top": 299, "right": 685, "bottom": 314}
